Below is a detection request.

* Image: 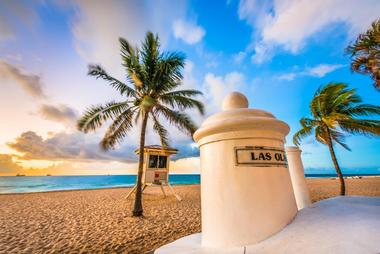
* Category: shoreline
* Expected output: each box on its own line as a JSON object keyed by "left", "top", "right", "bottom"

{"left": 1, "top": 176, "right": 379, "bottom": 195}
{"left": 0, "top": 184, "right": 199, "bottom": 196}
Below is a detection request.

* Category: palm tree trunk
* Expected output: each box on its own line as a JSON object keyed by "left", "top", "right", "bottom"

{"left": 132, "top": 112, "right": 149, "bottom": 216}
{"left": 326, "top": 129, "right": 346, "bottom": 196}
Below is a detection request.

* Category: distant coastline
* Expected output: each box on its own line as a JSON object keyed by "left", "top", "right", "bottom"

{"left": 305, "top": 173, "right": 380, "bottom": 178}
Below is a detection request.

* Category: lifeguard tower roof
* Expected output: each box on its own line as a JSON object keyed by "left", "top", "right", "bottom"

{"left": 134, "top": 145, "right": 178, "bottom": 154}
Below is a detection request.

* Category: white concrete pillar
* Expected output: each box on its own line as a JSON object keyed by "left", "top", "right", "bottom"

{"left": 286, "top": 146, "right": 311, "bottom": 210}
{"left": 193, "top": 92, "right": 297, "bottom": 248}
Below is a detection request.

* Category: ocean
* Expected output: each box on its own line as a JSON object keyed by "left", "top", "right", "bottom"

{"left": 0, "top": 173, "right": 379, "bottom": 194}
{"left": 0, "top": 175, "right": 200, "bottom": 194}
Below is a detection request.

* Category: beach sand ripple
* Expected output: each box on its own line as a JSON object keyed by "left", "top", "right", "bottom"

{"left": 0, "top": 185, "right": 200, "bottom": 254}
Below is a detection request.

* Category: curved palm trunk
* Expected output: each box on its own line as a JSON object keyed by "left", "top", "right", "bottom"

{"left": 326, "top": 130, "right": 346, "bottom": 196}
{"left": 132, "top": 112, "right": 149, "bottom": 216}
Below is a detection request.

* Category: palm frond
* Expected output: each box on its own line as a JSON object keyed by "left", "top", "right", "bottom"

{"left": 119, "top": 37, "right": 136, "bottom": 56}
{"left": 155, "top": 105, "right": 197, "bottom": 136}
{"left": 88, "top": 65, "right": 137, "bottom": 97}
{"left": 141, "top": 32, "right": 159, "bottom": 83}
{"left": 300, "top": 118, "right": 318, "bottom": 128}
{"left": 350, "top": 56, "right": 370, "bottom": 73}
{"left": 293, "top": 125, "right": 313, "bottom": 146}
{"left": 343, "top": 104, "right": 380, "bottom": 117}
{"left": 150, "top": 52, "right": 185, "bottom": 94}
{"left": 338, "top": 119, "right": 380, "bottom": 137}
{"left": 346, "top": 19, "right": 380, "bottom": 90}
{"left": 162, "top": 89, "right": 203, "bottom": 97}
{"left": 346, "top": 19, "right": 380, "bottom": 56}
{"left": 151, "top": 114, "right": 169, "bottom": 147}
{"left": 100, "top": 107, "right": 136, "bottom": 150}
{"left": 159, "top": 52, "right": 185, "bottom": 82}
{"left": 314, "top": 125, "right": 328, "bottom": 145}
{"left": 311, "top": 82, "right": 365, "bottom": 118}
{"left": 160, "top": 94, "right": 204, "bottom": 115}
{"left": 77, "top": 102, "right": 130, "bottom": 133}
{"left": 119, "top": 38, "right": 146, "bottom": 90}
{"left": 329, "top": 129, "right": 351, "bottom": 151}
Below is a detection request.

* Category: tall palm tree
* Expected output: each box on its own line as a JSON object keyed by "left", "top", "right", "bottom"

{"left": 293, "top": 83, "right": 380, "bottom": 195}
{"left": 346, "top": 19, "right": 380, "bottom": 90}
{"left": 77, "top": 32, "right": 204, "bottom": 216}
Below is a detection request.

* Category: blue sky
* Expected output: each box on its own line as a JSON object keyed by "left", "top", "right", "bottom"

{"left": 0, "top": 0, "right": 379, "bottom": 175}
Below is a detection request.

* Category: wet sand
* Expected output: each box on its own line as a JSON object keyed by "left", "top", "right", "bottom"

{"left": 0, "top": 177, "right": 379, "bottom": 254}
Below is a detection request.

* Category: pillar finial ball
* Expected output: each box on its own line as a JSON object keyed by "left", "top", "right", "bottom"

{"left": 222, "top": 91, "right": 249, "bottom": 111}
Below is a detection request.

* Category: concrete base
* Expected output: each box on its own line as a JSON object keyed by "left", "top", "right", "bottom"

{"left": 155, "top": 196, "right": 380, "bottom": 254}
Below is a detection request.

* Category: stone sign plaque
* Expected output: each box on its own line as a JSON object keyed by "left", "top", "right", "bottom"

{"left": 235, "top": 146, "right": 287, "bottom": 167}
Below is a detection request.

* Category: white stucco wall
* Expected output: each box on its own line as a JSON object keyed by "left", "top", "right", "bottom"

{"left": 194, "top": 92, "right": 297, "bottom": 247}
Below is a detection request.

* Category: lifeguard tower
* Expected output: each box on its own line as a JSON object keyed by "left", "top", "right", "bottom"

{"left": 126, "top": 145, "right": 182, "bottom": 201}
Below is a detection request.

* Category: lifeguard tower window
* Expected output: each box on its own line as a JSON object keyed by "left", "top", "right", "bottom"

{"left": 158, "top": 156, "right": 167, "bottom": 168}
{"left": 148, "top": 155, "right": 168, "bottom": 168}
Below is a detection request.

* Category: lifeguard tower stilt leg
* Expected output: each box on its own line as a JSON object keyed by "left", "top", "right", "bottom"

{"left": 126, "top": 185, "right": 137, "bottom": 199}
{"left": 160, "top": 184, "right": 167, "bottom": 197}
{"left": 126, "top": 183, "right": 182, "bottom": 201}
{"left": 126, "top": 183, "right": 147, "bottom": 199}
{"left": 167, "top": 183, "right": 182, "bottom": 201}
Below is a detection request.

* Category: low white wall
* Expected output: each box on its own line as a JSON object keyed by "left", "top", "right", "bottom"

{"left": 286, "top": 146, "right": 311, "bottom": 210}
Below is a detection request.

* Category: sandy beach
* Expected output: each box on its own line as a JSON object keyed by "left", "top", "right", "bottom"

{"left": 0, "top": 177, "right": 379, "bottom": 254}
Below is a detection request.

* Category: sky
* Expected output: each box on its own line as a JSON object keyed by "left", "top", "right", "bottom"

{"left": 0, "top": 0, "right": 379, "bottom": 176}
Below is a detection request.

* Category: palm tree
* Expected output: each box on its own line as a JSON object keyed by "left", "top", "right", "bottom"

{"left": 293, "top": 83, "right": 380, "bottom": 195}
{"left": 346, "top": 19, "right": 380, "bottom": 90}
{"left": 77, "top": 32, "right": 204, "bottom": 216}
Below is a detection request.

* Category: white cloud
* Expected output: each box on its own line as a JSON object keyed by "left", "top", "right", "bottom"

{"left": 195, "top": 46, "right": 221, "bottom": 68}
{"left": 182, "top": 61, "right": 198, "bottom": 89}
{"left": 238, "top": 0, "right": 272, "bottom": 30}
{"left": 71, "top": 0, "right": 186, "bottom": 78}
{"left": 4, "top": 53, "right": 22, "bottom": 62}
{"left": 71, "top": 1, "right": 147, "bottom": 79}
{"left": 38, "top": 104, "right": 78, "bottom": 127}
{"left": 170, "top": 157, "right": 200, "bottom": 174}
{"left": 250, "top": 42, "right": 274, "bottom": 64}
{"left": 239, "top": 0, "right": 380, "bottom": 62}
{"left": 0, "top": 154, "right": 23, "bottom": 175}
{"left": 307, "top": 64, "right": 345, "bottom": 77}
{"left": 172, "top": 19, "right": 205, "bottom": 44}
{"left": 44, "top": 160, "right": 138, "bottom": 175}
{"left": 0, "top": 153, "right": 138, "bottom": 176}
{"left": 0, "top": 61, "right": 46, "bottom": 98}
{"left": 233, "top": 51, "right": 247, "bottom": 64}
{"left": 278, "top": 63, "right": 345, "bottom": 81}
{"left": 278, "top": 73, "right": 297, "bottom": 81}
{"left": 203, "top": 72, "right": 245, "bottom": 112}
{"left": 7, "top": 130, "right": 137, "bottom": 162}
